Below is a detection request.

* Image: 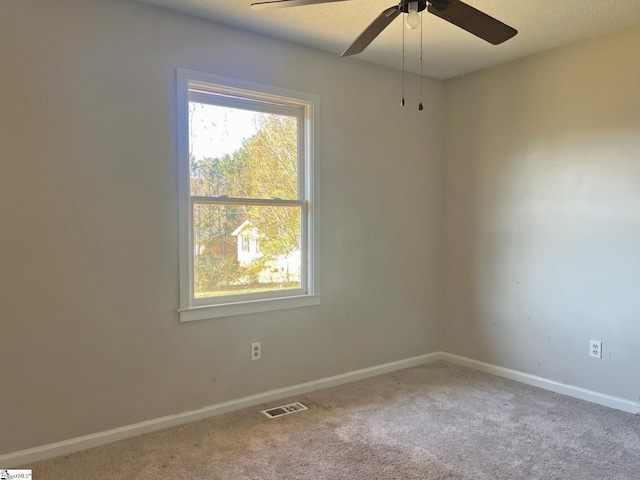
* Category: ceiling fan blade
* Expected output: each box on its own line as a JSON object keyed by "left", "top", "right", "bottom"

{"left": 427, "top": 0, "right": 517, "bottom": 45}
{"left": 342, "top": 5, "right": 402, "bottom": 57}
{"left": 251, "top": 0, "right": 349, "bottom": 11}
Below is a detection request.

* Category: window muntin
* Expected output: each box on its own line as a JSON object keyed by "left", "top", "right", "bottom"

{"left": 177, "top": 71, "right": 319, "bottom": 321}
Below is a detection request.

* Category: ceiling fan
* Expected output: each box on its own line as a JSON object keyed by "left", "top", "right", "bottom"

{"left": 250, "top": 0, "right": 518, "bottom": 56}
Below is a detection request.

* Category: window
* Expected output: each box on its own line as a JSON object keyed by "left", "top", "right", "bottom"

{"left": 177, "top": 70, "right": 319, "bottom": 321}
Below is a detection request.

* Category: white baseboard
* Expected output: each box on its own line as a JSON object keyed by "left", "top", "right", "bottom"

{"left": 441, "top": 352, "right": 640, "bottom": 415}
{"left": 5, "top": 351, "right": 638, "bottom": 467}
{"left": 0, "top": 352, "right": 443, "bottom": 468}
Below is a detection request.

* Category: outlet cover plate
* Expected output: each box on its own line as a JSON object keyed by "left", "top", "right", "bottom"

{"left": 251, "top": 342, "right": 261, "bottom": 361}
{"left": 590, "top": 340, "right": 602, "bottom": 359}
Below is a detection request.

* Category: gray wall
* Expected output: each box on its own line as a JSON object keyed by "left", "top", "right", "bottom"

{"left": 443, "top": 25, "right": 640, "bottom": 402}
{"left": 0, "top": 0, "right": 444, "bottom": 454}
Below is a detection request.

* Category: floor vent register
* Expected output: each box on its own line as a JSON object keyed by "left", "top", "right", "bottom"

{"left": 262, "top": 402, "right": 308, "bottom": 419}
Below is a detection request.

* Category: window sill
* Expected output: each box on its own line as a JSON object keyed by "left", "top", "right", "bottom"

{"left": 178, "top": 294, "right": 321, "bottom": 322}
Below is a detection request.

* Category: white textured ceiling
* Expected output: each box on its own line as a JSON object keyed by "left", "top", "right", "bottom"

{"left": 135, "top": 0, "right": 640, "bottom": 78}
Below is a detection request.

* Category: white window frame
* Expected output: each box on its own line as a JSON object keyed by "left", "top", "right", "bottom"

{"left": 176, "top": 69, "right": 320, "bottom": 322}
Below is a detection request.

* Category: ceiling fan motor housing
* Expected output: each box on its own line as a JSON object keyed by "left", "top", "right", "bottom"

{"left": 401, "top": 0, "right": 428, "bottom": 14}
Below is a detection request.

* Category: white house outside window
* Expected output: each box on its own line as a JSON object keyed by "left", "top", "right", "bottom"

{"left": 176, "top": 70, "right": 320, "bottom": 321}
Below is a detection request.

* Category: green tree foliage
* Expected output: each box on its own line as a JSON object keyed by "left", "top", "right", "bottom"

{"left": 191, "top": 110, "right": 301, "bottom": 296}
{"left": 240, "top": 115, "right": 300, "bottom": 263}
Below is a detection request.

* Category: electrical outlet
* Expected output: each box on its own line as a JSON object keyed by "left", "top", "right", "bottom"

{"left": 590, "top": 340, "right": 602, "bottom": 359}
{"left": 251, "top": 342, "right": 261, "bottom": 361}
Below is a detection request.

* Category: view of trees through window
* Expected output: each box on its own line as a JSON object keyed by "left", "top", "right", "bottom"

{"left": 189, "top": 101, "right": 302, "bottom": 298}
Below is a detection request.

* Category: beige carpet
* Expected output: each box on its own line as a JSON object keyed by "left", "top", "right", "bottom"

{"left": 26, "top": 362, "right": 640, "bottom": 479}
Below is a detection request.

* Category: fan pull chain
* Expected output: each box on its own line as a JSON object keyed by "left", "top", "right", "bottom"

{"left": 418, "top": 10, "right": 424, "bottom": 111}
{"left": 401, "top": 15, "right": 405, "bottom": 107}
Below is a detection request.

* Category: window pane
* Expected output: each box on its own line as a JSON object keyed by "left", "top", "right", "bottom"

{"left": 189, "top": 102, "right": 299, "bottom": 200}
{"left": 193, "top": 203, "right": 302, "bottom": 298}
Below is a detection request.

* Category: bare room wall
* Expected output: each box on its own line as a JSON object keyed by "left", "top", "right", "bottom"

{"left": 442, "top": 24, "right": 640, "bottom": 402}
{"left": 0, "top": 0, "right": 444, "bottom": 454}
